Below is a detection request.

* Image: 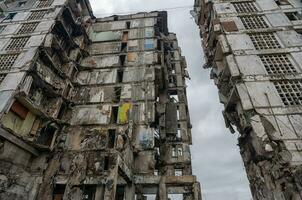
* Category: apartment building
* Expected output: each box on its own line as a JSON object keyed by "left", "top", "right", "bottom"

{"left": 193, "top": 0, "right": 302, "bottom": 199}
{"left": 0, "top": 0, "right": 201, "bottom": 199}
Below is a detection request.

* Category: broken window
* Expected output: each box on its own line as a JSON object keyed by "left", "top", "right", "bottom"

{"left": 57, "top": 103, "right": 67, "bottom": 120}
{"left": 116, "top": 186, "right": 125, "bottom": 200}
{"left": 53, "top": 184, "right": 66, "bottom": 200}
{"left": 274, "top": 80, "right": 302, "bottom": 106}
{"left": 172, "top": 147, "right": 177, "bottom": 157}
{"left": 260, "top": 54, "right": 297, "bottom": 74}
{"left": 27, "top": 10, "right": 47, "bottom": 20}
{"left": 249, "top": 33, "right": 281, "bottom": 50}
{"left": 241, "top": 16, "right": 269, "bottom": 29}
{"left": 111, "top": 106, "right": 119, "bottom": 123}
{"left": 114, "top": 86, "right": 121, "bottom": 102}
{"left": 122, "top": 31, "right": 129, "bottom": 42}
{"left": 171, "top": 64, "right": 176, "bottom": 74}
{"left": 169, "top": 75, "right": 177, "bottom": 85}
{"left": 126, "top": 21, "right": 131, "bottom": 29}
{"left": 144, "top": 194, "right": 157, "bottom": 200}
{"left": 0, "top": 74, "right": 6, "bottom": 84}
{"left": 104, "top": 156, "right": 110, "bottom": 170}
{"left": 18, "top": 1, "right": 27, "bottom": 7}
{"left": 117, "top": 69, "right": 124, "bottom": 83}
{"left": 37, "top": 0, "right": 53, "bottom": 8}
{"left": 0, "top": 26, "right": 5, "bottom": 34}
{"left": 232, "top": 2, "right": 258, "bottom": 13}
{"left": 4, "top": 13, "right": 17, "bottom": 21}
{"left": 177, "top": 129, "right": 181, "bottom": 139}
{"left": 176, "top": 106, "right": 180, "bottom": 120}
{"left": 275, "top": 0, "right": 290, "bottom": 6}
{"left": 0, "top": 54, "right": 19, "bottom": 71}
{"left": 157, "top": 40, "right": 162, "bottom": 51}
{"left": 175, "top": 169, "right": 183, "bottom": 176}
{"left": 120, "top": 55, "right": 126, "bottom": 66}
{"left": 36, "top": 124, "right": 57, "bottom": 147}
{"left": 17, "top": 22, "right": 39, "bottom": 34}
{"left": 82, "top": 185, "right": 96, "bottom": 200}
{"left": 155, "top": 147, "right": 160, "bottom": 155}
{"left": 285, "top": 12, "right": 302, "bottom": 21}
{"left": 108, "top": 129, "right": 116, "bottom": 148}
{"left": 121, "top": 42, "right": 128, "bottom": 52}
{"left": 178, "top": 147, "right": 183, "bottom": 156}
{"left": 296, "top": 29, "right": 302, "bottom": 36}
{"left": 6, "top": 37, "right": 29, "bottom": 51}
{"left": 168, "top": 194, "right": 183, "bottom": 200}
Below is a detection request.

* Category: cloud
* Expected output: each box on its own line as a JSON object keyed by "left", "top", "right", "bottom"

{"left": 90, "top": 1, "right": 252, "bottom": 199}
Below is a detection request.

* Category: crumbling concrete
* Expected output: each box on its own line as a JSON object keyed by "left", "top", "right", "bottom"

{"left": 0, "top": 0, "right": 201, "bottom": 199}
{"left": 193, "top": 0, "right": 302, "bottom": 199}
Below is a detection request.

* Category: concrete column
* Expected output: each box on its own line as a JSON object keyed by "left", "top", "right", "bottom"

{"left": 95, "top": 185, "right": 105, "bottom": 200}
{"left": 104, "top": 165, "right": 119, "bottom": 200}
{"left": 159, "top": 178, "right": 167, "bottom": 200}
{"left": 193, "top": 182, "right": 202, "bottom": 200}
{"left": 124, "top": 184, "right": 135, "bottom": 200}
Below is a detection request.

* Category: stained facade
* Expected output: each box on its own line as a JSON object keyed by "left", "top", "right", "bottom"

{"left": 193, "top": 0, "right": 302, "bottom": 199}
{"left": 0, "top": 0, "right": 201, "bottom": 199}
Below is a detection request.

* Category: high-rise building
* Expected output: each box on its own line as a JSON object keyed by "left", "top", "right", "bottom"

{"left": 193, "top": 0, "right": 302, "bottom": 199}
{"left": 0, "top": 0, "right": 201, "bottom": 199}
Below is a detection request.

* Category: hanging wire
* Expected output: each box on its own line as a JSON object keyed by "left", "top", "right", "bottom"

{"left": 95, "top": 5, "right": 194, "bottom": 16}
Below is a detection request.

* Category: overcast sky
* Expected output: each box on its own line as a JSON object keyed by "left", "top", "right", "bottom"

{"left": 90, "top": 0, "right": 252, "bottom": 199}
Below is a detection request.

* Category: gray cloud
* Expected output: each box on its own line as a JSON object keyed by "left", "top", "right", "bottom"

{"left": 90, "top": 1, "right": 252, "bottom": 199}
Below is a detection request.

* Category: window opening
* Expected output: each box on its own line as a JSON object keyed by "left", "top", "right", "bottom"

{"left": 175, "top": 169, "right": 183, "bottom": 176}
{"left": 260, "top": 54, "right": 297, "bottom": 74}
{"left": 117, "top": 69, "right": 124, "bottom": 83}
{"left": 121, "top": 42, "right": 128, "bottom": 52}
{"left": 53, "top": 184, "right": 66, "bottom": 200}
{"left": 241, "top": 15, "right": 269, "bottom": 29}
{"left": 126, "top": 21, "right": 131, "bottom": 29}
{"left": 114, "top": 86, "right": 121, "bottom": 102}
{"left": 18, "top": 1, "right": 27, "bottom": 7}
{"left": 274, "top": 80, "right": 302, "bottom": 106}
{"left": 28, "top": 10, "right": 47, "bottom": 20}
{"left": 232, "top": 2, "right": 258, "bottom": 13}
{"left": 17, "top": 22, "right": 39, "bottom": 34}
{"left": 0, "top": 54, "right": 19, "bottom": 70}
{"left": 6, "top": 37, "right": 29, "bottom": 51}
{"left": 249, "top": 33, "right": 281, "bottom": 50}
{"left": 111, "top": 106, "right": 119, "bottom": 123}
{"left": 120, "top": 55, "right": 126, "bottom": 66}
{"left": 108, "top": 129, "right": 116, "bottom": 148}
{"left": 104, "top": 156, "right": 110, "bottom": 170}
{"left": 4, "top": 13, "right": 17, "bottom": 21}
{"left": 285, "top": 12, "right": 302, "bottom": 21}
{"left": 36, "top": 124, "right": 57, "bottom": 147}
{"left": 37, "top": 0, "right": 53, "bottom": 8}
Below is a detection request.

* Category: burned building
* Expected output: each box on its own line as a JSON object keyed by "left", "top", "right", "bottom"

{"left": 193, "top": 0, "right": 302, "bottom": 199}
{"left": 0, "top": 0, "right": 201, "bottom": 199}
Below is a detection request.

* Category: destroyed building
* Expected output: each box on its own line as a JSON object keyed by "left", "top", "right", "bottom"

{"left": 193, "top": 0, "right": 302, "bottom": 199}
{"left": 0, "top": 0, "right": 201, "bottom": 199}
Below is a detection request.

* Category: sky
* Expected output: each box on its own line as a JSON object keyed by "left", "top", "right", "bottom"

{"left": 90, "top": 0, "right": 253, "bottom": 199}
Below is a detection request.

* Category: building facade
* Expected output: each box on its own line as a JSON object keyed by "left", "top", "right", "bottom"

{"left": 193, "top": 0, "right": 302, "bottom": 199}
{"left": 0, "top": 0, "right": 201, "bottom": 199}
